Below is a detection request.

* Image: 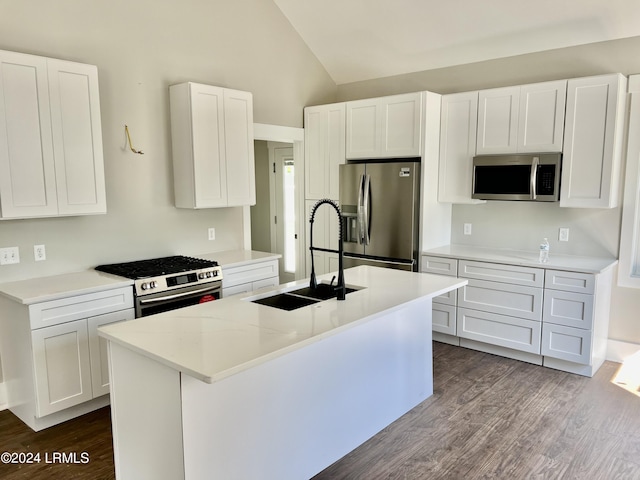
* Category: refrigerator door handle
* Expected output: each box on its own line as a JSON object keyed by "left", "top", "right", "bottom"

{"left": 363, "top": 174, "right": 371, "bottom": 245}
{"left": 357, "top": 174, "right": 365, "bottom": 244}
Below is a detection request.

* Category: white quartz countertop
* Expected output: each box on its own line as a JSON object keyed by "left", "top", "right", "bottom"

{"left": 0, "top": 270, "right": 134, "bottom": 305}
{"left": 197, "top": 250, "right": 281, "bottom": 269}
{"left": 422, "top": 244, "right": 618, "bottom": 274}
{"left": 99, "top": 266, "right": 466, "bottom": 384}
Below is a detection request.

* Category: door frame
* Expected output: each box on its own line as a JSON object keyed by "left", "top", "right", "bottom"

{"left": 246, "top": 123, "right": 305, "bottom": 280}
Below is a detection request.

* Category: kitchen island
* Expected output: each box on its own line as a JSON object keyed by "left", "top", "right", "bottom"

{"left": 99, "top": 266, "right": 466, "bottom": 480}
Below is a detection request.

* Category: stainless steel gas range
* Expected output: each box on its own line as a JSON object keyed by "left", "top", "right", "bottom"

{"left": 96, "top": 255, "right": 222, "bottom": 317}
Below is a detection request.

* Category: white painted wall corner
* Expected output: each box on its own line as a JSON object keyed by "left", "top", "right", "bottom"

{"left": 0, "top": 381, "right": 7, "bottom": 411}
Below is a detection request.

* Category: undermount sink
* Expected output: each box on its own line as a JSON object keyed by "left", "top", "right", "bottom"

{"left": 288, "top": 284, "right": 360, "bottom": 301}
{"left": 250, "top": 283, "right": 364, "bottom": 311}
{"left": 251, "top": 293, "right": 320, "bottom": 311}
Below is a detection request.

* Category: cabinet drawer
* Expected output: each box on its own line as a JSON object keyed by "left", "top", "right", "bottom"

{"left": 543, "top": 290, "right": 594, "bottom": 329}
{"left": 458, "top": 307, "right": 541, "bottom": 354}
{"left": 433, "top": 303, "right": 456, "bottom": 336}
{"left": 433, "top": 288, "right": 457, "bottom": 306}
{"left": 222, "top": 260, "right": 279, "bottom": 288}
{"left": 28, "top": 287, "right": 134, "bottom": 330}
{"left": 421, "top": 256, "right": 458, "bottom": 277}
{"left": 222, "top": 283, "right": 254, "bottom": 298}
{"left": 542, "top": 323, "right": 592, "bottom": 365}
{"left": 544, "top": 270, "right": 595, "bottom": 294}
{"left": 459, "top": 279, "right": 543, "bottom": 321}
{"left": 252, "top": 276, "right": 279, "bottom": 291}
{"left": 459, "top": 260, "right": 544, "bottom": 287}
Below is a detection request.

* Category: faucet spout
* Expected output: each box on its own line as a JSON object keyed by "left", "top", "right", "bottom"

{"left": 308, "top": 198, "right": 346, "bottom": 301}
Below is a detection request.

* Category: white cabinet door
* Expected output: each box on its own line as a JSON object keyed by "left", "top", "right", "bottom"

{"left": 517, "top": 80, "right": 566, "bottom": 153}
{"left": 170, "top": 82, "right": 255, "bottom": 208}
{"left": 561, "top": 74, "right": 627, "bottom": 208}
{"left": 433, "top": 303, "right": 456, "bottom": 336}
{"left": 543, "top": 290, "right": 594, "bottom": 330}
{"left": 438, "top": 92, "right": 483, "bottom": 204}
{"left": 304, "top": 103, "right": 346, "bottom": 200}
{"left": 346, "top": 93, "right": 422, "bottom": 159}
{"left": 381, "top": 93, "right": 422, "bottom": 158}
{"left": 87, "top": 308, "right": 134, "bottom": 397}
{"left": 346, "top": 98, "right": 380, "bottom": 159}
{"left": 476, "top": 86, "right": 520, "bottom": 154}
{"left": 48, "top": 60, "right": 106, "bottom": 215}
{"left": 0, "top": 50, "right": 58, "bottom": 218}
{"left": 541, "top": 323, "right": 592, "bottom": 365}
{"left": 32, "top": 319, "right": 92, "bottom": 417}
{"left": 459, "top": 279, "right": 543, "bottom": 321}
{"left": 223, "top": 88, "right": 255, "bottom": 207}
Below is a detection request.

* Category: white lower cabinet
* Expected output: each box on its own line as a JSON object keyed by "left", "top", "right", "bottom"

{"left": 222, "top": 259, "right": 279, "bottom": 297}
{"left": 31, "top": 319, "right": 93, "bottom": 417}
{"left": 421, "top": 254, "right": 612, "bottom": 377}
{"left": 0, "top": 286, "right": 134, "bottom": 430}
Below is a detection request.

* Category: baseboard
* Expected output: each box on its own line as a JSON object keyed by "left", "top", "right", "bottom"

{"left": 607, "top": 339, "right": 640, "bottom": 363}
{"left": 0, "top": 381, "right": 7, "bottom": 411}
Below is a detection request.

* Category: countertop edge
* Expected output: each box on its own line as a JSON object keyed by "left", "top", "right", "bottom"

{"left": 422, "top": 245, "right": 618, "bottom": 274}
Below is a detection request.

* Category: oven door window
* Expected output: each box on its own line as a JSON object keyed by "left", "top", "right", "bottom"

{"left": 137, "top": 284, "right": 221, "bottom": 317}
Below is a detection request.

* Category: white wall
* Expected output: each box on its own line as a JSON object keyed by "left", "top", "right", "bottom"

{"left": 0, "top": 0, "right": 336, "bottom": 285}
{"left": 337, "top": 36, "right": 640, "bottom": 345}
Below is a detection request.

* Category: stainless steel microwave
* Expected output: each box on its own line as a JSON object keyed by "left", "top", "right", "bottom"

{"left": 472, "top": 153, "right": 561, "bottom": 202}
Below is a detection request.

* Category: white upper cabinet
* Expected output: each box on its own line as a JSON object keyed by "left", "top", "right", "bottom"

{"left": 518, "top": 81, "right": 567, "bottom": 153}
{"left": 0, "top": 50, "right": 106, "bottom": 219}
{"left": 48, "top": 60, "right": 106, "bottom": 215}
{"left": 346, "top": 92, "right": 422, "bottom": 159}
{"left": 477, "top": 81, "right": 566, "bottom": 154}
{"left": 477, "top": 86, "right": 520, "bottom": 154}
{"left": 170, "top": 82, "right": 255, "bottom": 209}
{"left": 304, "top": 103, "right": 346, "bottom": 200}
{"left": 438, "top": 91, "right": 484, "bottom": 204}
{"left": 561, "top": 74, "right": 627, "bottom": 208}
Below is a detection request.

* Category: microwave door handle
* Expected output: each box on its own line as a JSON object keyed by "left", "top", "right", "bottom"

{"left": 357, "top": 174, "right": 365, "bottom": 244}
{"left": 531, "top": 156, "right": 539, "bottom": 200}
{"left": 363, "top": 174, "right": 371, "bottom": 245}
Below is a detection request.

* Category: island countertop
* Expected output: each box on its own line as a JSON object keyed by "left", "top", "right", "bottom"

{"left": 99, "top": 266, "right": 466, "bottom": 384}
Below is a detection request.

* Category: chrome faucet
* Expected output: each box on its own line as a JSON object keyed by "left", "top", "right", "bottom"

{"left": 308, "top": 198, "right": 346, "bottom": 300}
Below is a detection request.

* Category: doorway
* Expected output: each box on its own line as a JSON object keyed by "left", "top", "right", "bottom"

{"left": 247, "top": 123, "right": 305, "bottom": 281}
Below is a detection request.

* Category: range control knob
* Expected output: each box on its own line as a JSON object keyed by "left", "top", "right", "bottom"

{"left": 198, "top": 272, "right": 206, "bottom": 279}
{"left": 150, "top": 281, "right": 158, "bottom": 289}
{"left": 141, "top": 282, "right": 149, "bottom": 290}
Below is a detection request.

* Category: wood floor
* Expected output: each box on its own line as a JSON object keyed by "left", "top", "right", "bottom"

{"left": 1, "top": 342, "right": 639, "bottom": 479}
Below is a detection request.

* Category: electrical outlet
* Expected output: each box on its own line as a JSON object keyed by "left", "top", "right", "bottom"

{"left": 463, "top": 223, "right": 472, "bottom": 235}
{"left": 0, "top": 246, "right": 20, "bottom": 265}
{"left": 208, "top": 228, "right": 216, "bottom": 241}
{"left": 34, "top": 244, "right": 46, "bottom": 261}
{"left": 559, "top": 228, "right": 570, "bottom": 242}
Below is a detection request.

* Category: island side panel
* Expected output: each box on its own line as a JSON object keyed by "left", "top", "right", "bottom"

{"left": 180, "top": 297, "right": 433, "bottom": 480}
{"left": 107, "top": 342, "right": 185, "bottom": 480}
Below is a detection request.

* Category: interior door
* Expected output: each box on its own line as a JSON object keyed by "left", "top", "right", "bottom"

{"left": 274, "top": 146, "right": 296, "bottom": 284}
{"left": 364, "top": 162, "right": 419, "bottom": 261}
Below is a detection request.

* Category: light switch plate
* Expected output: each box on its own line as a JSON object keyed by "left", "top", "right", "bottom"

{"left": 0, "top": 246, "right": 20, "bottom": 265}
{"left": 463, "top": 223, "right": 472, "bottom": 235}
{"left": 208, "top": 228, "right": 216, "bottom": 241}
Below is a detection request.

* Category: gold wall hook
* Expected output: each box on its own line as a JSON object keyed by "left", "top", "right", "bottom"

{"left": 125, "top": 125, "right": 144, "bottom": 154}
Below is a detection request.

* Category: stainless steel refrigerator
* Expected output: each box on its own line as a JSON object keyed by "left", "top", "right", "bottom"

{"left": 339, "top": 160, "right": 421, "bottom": 271}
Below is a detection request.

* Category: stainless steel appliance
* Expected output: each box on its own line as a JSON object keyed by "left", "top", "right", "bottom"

{"left": 96, "top": 255, "right": 222, "bottom": 317}
{"left": 472, "top": 153, "right": 561, "bottom": 201}
{"left": 339, "top": 160, "right": 421, "bottom": 271}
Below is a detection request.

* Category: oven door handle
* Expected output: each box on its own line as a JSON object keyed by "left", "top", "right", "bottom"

{"left": 139, "top": 285, "right": 220, "bottom": 304}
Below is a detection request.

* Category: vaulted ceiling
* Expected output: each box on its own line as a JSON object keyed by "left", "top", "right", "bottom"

{"left": 272, "top": 0, "right": 640, "bottom": 85}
